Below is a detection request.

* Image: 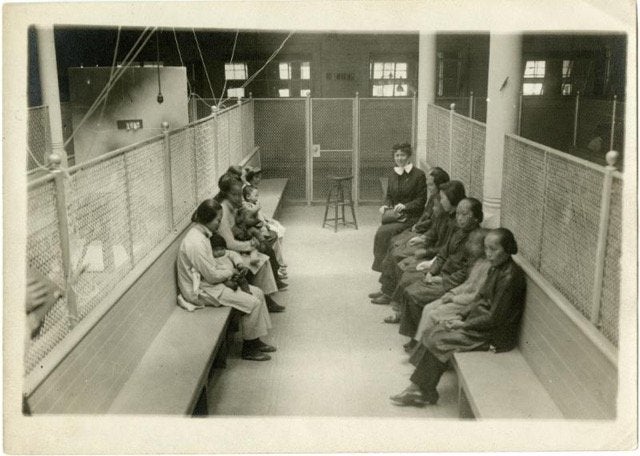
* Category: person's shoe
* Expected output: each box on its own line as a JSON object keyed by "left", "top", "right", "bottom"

{"left": 403, "top": 339, "right": 418, "bottom": 353}
{"left": 277, "top": 280, "right": 289, "bottom": 290}
{"left": 389, "top": 391, "right": 428, "bottom": 407}
{"left": 278, "top": 272, "right": 288, "bottom": 280}
{"left": 267, "top": 300, "right": 286, "bottom": 313}
{"left": 371, "top": 294, "right": 391, "bottom": 305}
{"left": 384, "top": 313, "right": 401, "bottom": 324}
{"left": 241, "top": 349, "right": 272, "bottom": 361}
{"left": 255, "top": 339, "right": 277, "bottom": 353}
{"left": 368, "top": 291, "right": 384, "bottom": 299}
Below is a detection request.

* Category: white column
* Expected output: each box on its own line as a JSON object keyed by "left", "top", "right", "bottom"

{"left": 37, "top": 26, "right": 67, "bottom": 167}
{"left": 482, "top": 33, "right": 522, "bottom": 227}
{"left": 416, "top": 32, "right": 437, "bottom": 169}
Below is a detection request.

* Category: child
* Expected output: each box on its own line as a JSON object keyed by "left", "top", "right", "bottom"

{"left": 210, "top": 233, "right": 251, "bottom": 294}
{"left": 244, "top": 167, "right": 263, "bottom": 188}
{"left": 243, "top": 184, "right": 287, "bottom": 273}
{"left": 232, "top": 206, "right": 265, "bottom": 266}
{"left": 413, "top": 228, "right": 491, "bottom": 342}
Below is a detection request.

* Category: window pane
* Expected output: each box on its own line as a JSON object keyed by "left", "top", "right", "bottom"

{"left": 394, "top": 84, "right": 407, "bottom": 96}
{"left": 524, "top": 60, "right": 545, "bottom": 78}
{"left": 522, "top": 82, "right": 544, "bottom": 95}
{"left": 396, "top": 62, "right": 407, "bottom": 72}
{"left": 278, "top": 88, "right": 290, "bottom": 97}
{"left": 561, "top": 83, "right": 572, "bottom": 95}
{"left": 225, "top": 63, "right": 247, "bottom": 80}
{"left": 372, "top": 83, "right": 384, "bottom": 97}
{"left": 300, "top": 89, "right": 311, "bottom": 97}
{"left": 384, "top": 62, "right": 394, "bottom": 79}
{"left": 373, "top": 62, "right": 384, "bottom": 79}
{"left": 563, "top": 60, "right": 573, "bottom": 78}
{"left": 395, "top": 67, "right": 407, "bottom": 79}
{"left": 227, "top": 87, "right": 245, "bottom": 98}
{"left": 279, "top": 63, "right": 291, "bottom": 80}
{"left": 382, "top": 83, "right": 394, "bottom": 96}
{"left": 301, "top": 62, "right": 310, "bottom": 80}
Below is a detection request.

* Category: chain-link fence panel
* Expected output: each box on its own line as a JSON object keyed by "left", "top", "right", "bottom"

{"left": 216, "top": 111, "right": 231, "bottom": 174}
{"left": 170, "top": 127, "right": 198, "bottom": 225}
{"left": 469, "top": 122, "right": 486, "bottom": 200}
{"left": 27, "top": 106, "right": 52, "bottom": 172}
{"left": 241, "top": 100, "right": 255, "bottom": 160}
{"left": 500, "top": 137, "right": 547, "bottom": 269}
{"left": 539, "top": 154, "right": 604, "bottom": 321}
{"left": 450, "top": 114, "right": 473, "bottom": 188}
{"left": 25, "top": 179, "right": 70, "bottom": 374}
{"left": 312, "top": 99, "right": 353, "bottom": 202}
{"left": 599, "top": 175, "right": 621, "bottom": 346}
{"left": 194, "top": 118, "right": 218, "bottom": 201}
{"left": 125, "top": 138, "right": 170, "bottom": 263}
{"left": 426, "top": 105, "right": 439, "bottom": 167}
{"left": 67, "top": 156, "right": 134, "bottom": 321}
{"left": 358, "top": 98, "right": 413, "bottom": 202}
{"left": 254, "top": 99, "right": 307, "bottom": 201}
{"left": 435, "top": 97, "right": 471, "bottom": 117}
{"left": 520, "top": 97, "right": 575, "bottom": 152}
{"left": 228, "top": 106, "right": 243, "bottom": 166}
{"left": 435, "top": 107, "right": 451, "bottom": 174}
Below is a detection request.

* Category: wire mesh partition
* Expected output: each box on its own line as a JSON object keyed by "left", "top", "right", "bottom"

{"left": 358, "top": 98, "right": 413, "bottom": 202}
{"left": 241, "top": 100, "right": 255, "bottom": 161}
{"left": 575, "top": 98, "right": 625, "bottom": 162}
{"left": 501, "top": 134, "right": 621, "bottom": 346}
{"left": 25, "top": 103, "right": 255, "bottom": 379}
{"left": 27, "top": 106, "right": 52, "bottom": 172}
{"left": 253, "top": 99, "right": 307, "bottom": 201}
{"left": 228, "top": 106, "right": 243, "bottom": 166}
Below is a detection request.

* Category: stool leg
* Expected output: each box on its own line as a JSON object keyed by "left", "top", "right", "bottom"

{"left": 339, "top": 184, "right": 346, "bottom": 226}
{"left": 334, "top": 186, "right": 339, "bottom": 232}
{"left": 323, "top": 186, "right": 333, "bottom": 228}
{"left": 347, "top": 184, "right": 358, "bottom": 229}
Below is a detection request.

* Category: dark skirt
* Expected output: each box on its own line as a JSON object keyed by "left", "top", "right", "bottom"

{"left": 372, "top": 221, "right": 412, "bottom": 272}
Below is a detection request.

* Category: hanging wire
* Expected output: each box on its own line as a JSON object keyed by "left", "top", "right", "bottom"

{"left": 172, "top": 28, "right": 194, "bottom": 96}
{"left": 218, "top": 29, "right": 239, "bottom": 108}
{"left": 64, "top": 27, "right": 156, "bottom": 148}
{"left": 192, "top": 29, "right": 217, "bottom": 105}
{"left": 155, "top": 29, "right": 164, "bottom": 104}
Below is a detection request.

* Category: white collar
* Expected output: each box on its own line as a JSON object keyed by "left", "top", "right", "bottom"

{"left": 196, "top": 223, "right": 213, "bottom": 238}
{"left": 393, "top": 163, "right": 413, "bottom": 175}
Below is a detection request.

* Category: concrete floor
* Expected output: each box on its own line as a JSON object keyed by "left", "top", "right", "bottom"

{"left": 207, "top": 204, "right": 458, "bottom": 417}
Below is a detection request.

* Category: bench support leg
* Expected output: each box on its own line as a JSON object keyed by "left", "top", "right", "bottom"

{"left": 458, "top": 386, "right": 474, "bottom": 419}
{"left": 192, "top": 386, "right": 209, "bottom": 416}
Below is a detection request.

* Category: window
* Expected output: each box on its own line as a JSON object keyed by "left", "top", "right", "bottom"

{"left": 371, "top": 61, "right": 408, "bottom": 97}
{"left": 301, "top": 62, "right": 310, "bottom": 80}
{"left": 278, "top": 88, "right": 290, "bottom": 97}
{"left": 225, "top": 63, "right": 248, "bottom": 80}
{"left": 522, "top": 60, "right": 545, "bottom": 96}
{"left": 279, "top": 62, "right": 292, "bottom": 80}
{"left": 561, "top": 60, "right": 573, "bottom": 95}
{"left": 227, "top": 87, "right": 245, "bottom": 98}
{"left": 300, "top": 89, "right": 311, "bottom": 97}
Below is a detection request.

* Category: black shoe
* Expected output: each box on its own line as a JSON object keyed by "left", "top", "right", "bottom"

{"left": 255, "top": 339, "right": 277, "bottom": 353}
{"left": 266, "top": 299, "right": 286, "bottom": 313}
{"left": 403, "top": 339, "right": 418, "bottom": 353}
{"left": 368, "top": 291, "right": 384, "bottom": 299}
{"left": 371, "top": 294, "right": 391, "bottom": 305}
{"left": 277, "top": 280, "right": 289, "bottom": 290}
{"left": 241, "top": 349, "right": 271, "bottom": 361}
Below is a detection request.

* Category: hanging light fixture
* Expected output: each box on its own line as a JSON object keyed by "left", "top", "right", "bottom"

{"left": 156, "top": 30, "right": 164, "bottom": 104}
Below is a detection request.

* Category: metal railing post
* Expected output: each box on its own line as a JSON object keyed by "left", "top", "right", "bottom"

{"left": 517, "top": 91, "right": 523, "bottom": 136}
{"left": 449, "top": 103, "right": 455, "bottom": 175}
{"left": 237, "top": 96, "right": 243, "bottom": 160}
{"left": 353, "top": 92, "right": 360, "bottom": 205}
{"left": 609, "top": 95, "right": 617, "bottom": 152}
{"left": 48, "top": 153, "right": 79, "bottom": 327}
{"left": 411, "top": 90, "right": 418, "bottom": 158}
{"left": 161, "top": 121, "right": 175, "bottom": 231}
{"left": 590, "top": 150, "right": 619, "bottom": 327}
{"left": 468, "top": 91, "right": 474, "bottom": 118}
{"left": 572, "top": 91, "right": 580, "bottom": 147}
{"left": 305, "top": 93, "right": 312, "bottom": 205}
{"left": 121, "top": 153, "right": 136, "bottom": 264}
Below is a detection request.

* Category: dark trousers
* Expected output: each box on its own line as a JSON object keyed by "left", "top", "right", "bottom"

{"left": 372, "top": 221, "right": 411, "bottom": 272}
{"left": 410, "top": 347, "right": 447, "bottom": 401}
{"left": 257, "top": 242, "right": 281, "bottom": 283}
{"left": 399, "top": 291, "right": 427, "bottom": 338}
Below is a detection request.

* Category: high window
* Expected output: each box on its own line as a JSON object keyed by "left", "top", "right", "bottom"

{"left": 227, "top": 87, "right": 245, "bottom": 98}
{"left": 522, "top": 60, "right": 545, "bottom": 95}
{"left": 278, "top": 88, "right": 290, "bottom": 97}
{"left": 279, "top": 62, "right": 292, "bottom": 80}
{"left": 225, "top": 63, "right": 248, "bottom": 80}
{"left": 371, "top": 61, "right": 408, "bottom": 97}
{"left": 300, "top": 62, "right": 310, "bottom": 80}
{"left": 562, "top": 60, "right": 573, "bottom": 95}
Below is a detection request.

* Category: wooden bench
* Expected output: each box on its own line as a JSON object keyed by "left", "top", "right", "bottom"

{"left": 28, "top": 178, "right": 288, "bottom": 415}
{"left": 452, "top": 254, "right": 617, "bottom": 419}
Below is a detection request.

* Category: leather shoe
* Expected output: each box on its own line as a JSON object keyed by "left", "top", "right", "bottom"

{"left": 267, "top": 301, "right": 286, "bottom": 313}
{"left": 277, "top": 281, "right": 289, "bottom": 290}
{"left": 256, "top": 340, "right": 277, "bottom": 353}
{"left": 384, "top": 313, "right": 401, "bottom": 324}
{"left": 371, "top": 294, "right": 391, "bottom": 305}
{"left": 241, "top": 349, "right": 271, "bottom": 361}
{"left": 390, "top": 390, "right": 438, "bottom": 406}
{"left": 403, "top": 339, "right": 417, "bottom": 353}
{"left": 368, "top": 291, "right": 384, "bottom": 299}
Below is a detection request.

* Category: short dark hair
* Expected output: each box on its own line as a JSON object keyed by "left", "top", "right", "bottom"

{"left": 243, "top": 184, "right": 257, "bottom": 200}
{"left": 210, "top": 232, "right": 227, "bottom": 250}
{"left": 492, "top": 227, "right": 518, "bottom": 255}
{"left": 245, "top": 168, "right": 262, "bottom": 183}
{"left": 463, "top": 197, "right": 484, "bottom": 223}
{"left": 215, "top": 174, "right": 243, "bottom": 201}
{"left": 429, "top": 167, "right": 450, "bottom": 187}
{"left": 391, "top": 142, "right": 412, "bottom": 157}
{"left": 192, "top": 199, "right": 222, "bottom": 225}
{"left": 226, "top": 165, "right": 243, "bottom": 177}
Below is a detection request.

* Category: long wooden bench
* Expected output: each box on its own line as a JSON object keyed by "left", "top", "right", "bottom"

{"left": 452, "top": 254, "right": 618, "bottom": 419}
{"left": 28, "top": 178, "right": 288, "bottom": 415}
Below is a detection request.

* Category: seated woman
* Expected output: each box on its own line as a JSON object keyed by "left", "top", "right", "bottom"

{"left": 176, "top": 199, "right": 275, "bottom": 361}
{"left": 390, "top": 228, "right": 526, "bottom": 406}
{"left": 399, "top": 197, "right": 484, "bottom": 351}
{"left": 215, "top": 174, "right": 286, "bottom": 313}
{"left": 413, "top": 228, "right": 491, "bottom": 342}
{"left": 372, "top": 180, "right": 466, "bottom": 308}
{"left": 371, "top": 142, "right": 426, "bottom": 272}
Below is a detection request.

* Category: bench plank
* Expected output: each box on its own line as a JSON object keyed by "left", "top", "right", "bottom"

{"left": 109, "top": 306, "right": 231, "bottom": 414}
{"left": 259, "top": 178, "right": 288, "bottom": 218}
{"left": 453, "top": 350, "right": 563, "bottom": 419}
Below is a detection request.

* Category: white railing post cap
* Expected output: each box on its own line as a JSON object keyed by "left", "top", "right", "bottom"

{"left": 47, "top": 153, "right": 62, "bottom": 169}
{"left": 161, "top": 121, "right": 170, "bottom": 132}
{"left": 605, "top": 150, "right": 619, "bottom": 168}
{"left": 450, "top": 103, "right": 456, "bottom": 110}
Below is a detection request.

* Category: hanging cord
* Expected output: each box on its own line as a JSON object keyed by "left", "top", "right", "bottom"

{"left": 192, "top": 29, "right": 217, "bottom": 105}
{"left": 155, "top": 29, "right": 164, "bottom": 103}
{"left": 218, "top": 31, "right": 294, "bottom": 107}
{"left": 217, "top": 29, "right": 239, "bottom": 109}
{"left": 64, "top": 27, "right": 156, "bottom": 148}
{"left": 172, "top": 28, "right": 193, "bottom": 97}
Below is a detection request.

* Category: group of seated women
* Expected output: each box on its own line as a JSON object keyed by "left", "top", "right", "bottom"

{"left": 176, "top": 166, "right": 289, "bottom": 362}
{"left": 371, "top": 143, "right": 527, "bottom": 407}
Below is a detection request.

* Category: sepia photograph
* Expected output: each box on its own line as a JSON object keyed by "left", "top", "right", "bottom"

{"left": 4, "top": 0, "right": 637, "bottom": 453}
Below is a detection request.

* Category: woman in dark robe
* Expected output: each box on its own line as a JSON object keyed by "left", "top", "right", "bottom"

{"left": 390, "top": 228, "right": 526, "bottom": 406}
{"left": 371, "top": 143, "right": 426, "bottom": 272}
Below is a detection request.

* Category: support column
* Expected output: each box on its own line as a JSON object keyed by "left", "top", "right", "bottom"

{"left": 37, "top": 26, "right": 67, "bottom": 167}
{"left": 416, "top": 32, "right": 437, "bottom": 169}
{"left": 482, "top": 33, "right": 522, "bottom": 227}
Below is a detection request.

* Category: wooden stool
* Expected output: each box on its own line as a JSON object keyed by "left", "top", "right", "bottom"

{"left": 322, "top": 175, "right": 358, "bottom": 232}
